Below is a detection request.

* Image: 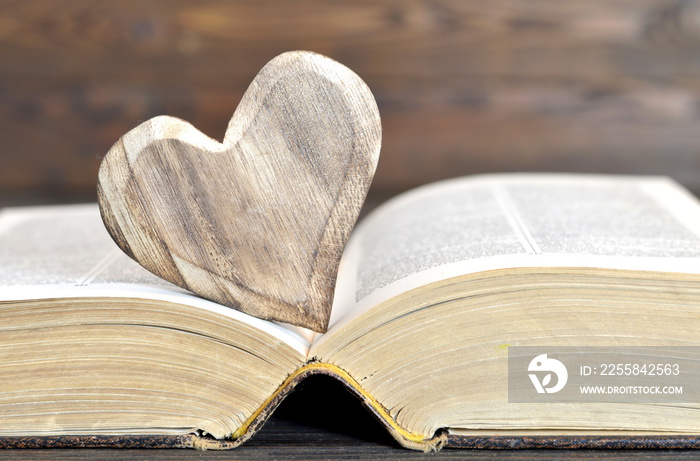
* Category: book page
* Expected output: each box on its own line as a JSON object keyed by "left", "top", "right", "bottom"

{"left": 323, "top": 174, "right": 700, "bottom": 337}
{"left": 0, "top": 204, "right": 312, "bottom": 353}
{"left": 501, "top": 177, "right": 700, "bottom": 258}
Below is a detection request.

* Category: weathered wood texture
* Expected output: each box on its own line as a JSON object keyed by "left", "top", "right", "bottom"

{"left": 2, "top": 0, "right": 700, "bottom": 198}
{"left": 97, "top": 52, "right": 380, "bottom": 332}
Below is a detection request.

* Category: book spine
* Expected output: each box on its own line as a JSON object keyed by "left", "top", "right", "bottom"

{"left": 230, "top": 361, "right": 448, "bottom": 452}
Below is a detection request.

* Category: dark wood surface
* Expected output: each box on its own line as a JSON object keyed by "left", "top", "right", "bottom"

{"left": 2, "top": 1, "right": 700, "bottom": 457}
{"left": 2, "top": 0, "right": 700, "bottom": 201}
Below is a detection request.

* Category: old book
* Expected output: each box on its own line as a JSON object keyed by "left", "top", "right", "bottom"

{"left": 1, "top": 173, "right": 700, "bottom": 451}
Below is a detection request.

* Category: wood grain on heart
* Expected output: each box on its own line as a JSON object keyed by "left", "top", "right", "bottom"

{"left": 97, "top": 51, "right": 381, "bottom": 333}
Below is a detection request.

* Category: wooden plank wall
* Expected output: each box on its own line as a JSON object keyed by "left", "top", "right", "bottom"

{"left": 2, "top": 0, "right": 700, "bottom": 200}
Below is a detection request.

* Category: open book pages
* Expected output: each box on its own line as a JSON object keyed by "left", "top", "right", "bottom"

{"left": 0, "top": 205, "right": 311, "bottom": 439}
{"left": 1, "top": 173, "right": 700, "bottom": 447}
{"left": 325, "top": 173, "right": 700, "bottom": 338}
{"left": 0, "top": 204, "right": 313, "bottom": 353}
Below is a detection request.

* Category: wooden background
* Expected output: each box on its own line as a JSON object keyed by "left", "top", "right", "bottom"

{"left": 2, "top": 0, "right": 700, "bottom": 202}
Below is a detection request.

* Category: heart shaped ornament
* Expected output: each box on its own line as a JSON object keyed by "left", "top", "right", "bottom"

{"left": 97, "top": 51, "right": 381, "bottom": 332}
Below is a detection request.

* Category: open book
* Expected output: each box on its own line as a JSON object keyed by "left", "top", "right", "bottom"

{"left": 2, "top": 173, "right": 700, "bottom": 451}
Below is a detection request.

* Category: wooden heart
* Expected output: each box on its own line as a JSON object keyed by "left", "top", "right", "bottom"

{"left": 97, "top": 51, "right": 381, "bottom": 332}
